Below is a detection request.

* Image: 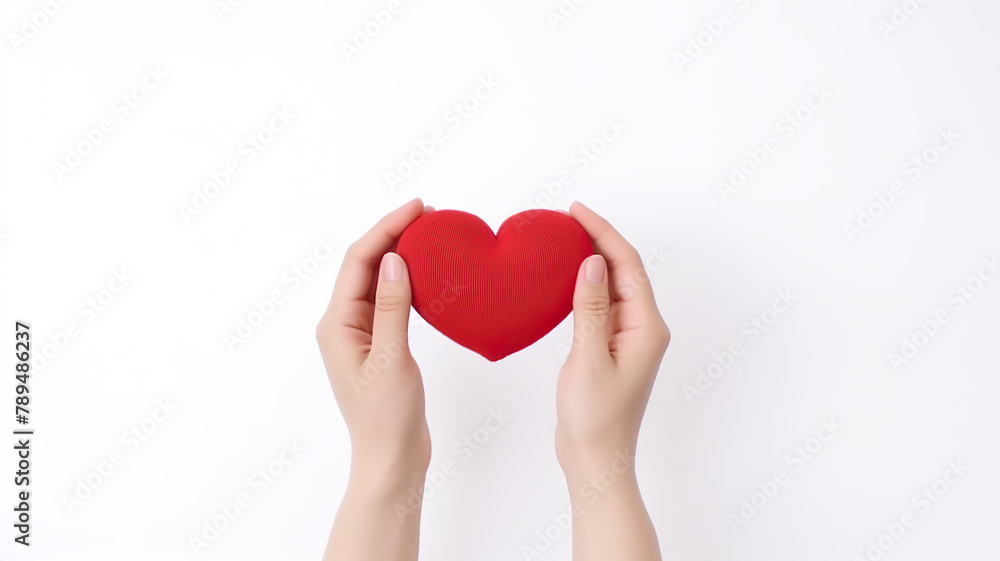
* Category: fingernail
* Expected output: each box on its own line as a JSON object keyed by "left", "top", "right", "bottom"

{"left": 423, "top": 205, "right": 435, "bottom": 213}
{"left": 382, "top": 253, "right": 402, "bottom": 281}
{"left": 585, "top": 255, "right": 605, "bottom": 283}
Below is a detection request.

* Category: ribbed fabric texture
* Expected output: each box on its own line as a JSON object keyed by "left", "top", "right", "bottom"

{"left": 396, "top": 209, "right": 594, "bottom": 361}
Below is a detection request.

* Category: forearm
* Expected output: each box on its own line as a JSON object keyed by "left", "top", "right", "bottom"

{"left": 324, "top": 457, "right": 426, "bottom": 561}
{"left": 564, "top": 456, "right": 661, "bottom": 561}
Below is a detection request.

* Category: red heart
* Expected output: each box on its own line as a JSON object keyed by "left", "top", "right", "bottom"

{"left": 397, "top": 209, "right": 594, "bottom": 361}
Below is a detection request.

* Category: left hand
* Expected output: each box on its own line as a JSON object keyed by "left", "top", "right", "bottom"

{"left": 316, "top": 198, "right": 433, "bottom": 484}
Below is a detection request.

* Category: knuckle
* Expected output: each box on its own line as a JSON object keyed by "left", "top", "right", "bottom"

{"left": 314, "top": 318, "right": 329, "bottom": 342}
{"left": 375, "top": 294, "right": 405, "bottom": 312}
{"left": 612, "top": 245, "right": 642, "bottom": 270}
{"left": 579, "top": 297, "right": 611, "bottom": 317}
{"left": 344, "top": 241, "right": 364, "bottom": 262}
{"left": 652, "top": 321, "right": 671, "bottom": 349}
{"left": 624, "top": 246, "right": 643, "bottom": 265}
{"left": 315, "top": 318, "right": 339, "bottom": 348}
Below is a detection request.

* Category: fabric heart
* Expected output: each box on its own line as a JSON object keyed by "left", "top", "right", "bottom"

{"left": 396, "top": 209, "right": 594, "bottom": 361}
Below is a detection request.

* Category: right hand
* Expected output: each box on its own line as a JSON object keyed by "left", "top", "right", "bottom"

{"left": 554, "top": 201, "right": 671, "bottom": 477}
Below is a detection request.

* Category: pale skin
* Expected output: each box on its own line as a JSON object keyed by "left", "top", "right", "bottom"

{"left": 317, "top": 198, "right": 670, "bottom": 561}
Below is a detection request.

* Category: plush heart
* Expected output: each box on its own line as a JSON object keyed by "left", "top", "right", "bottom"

{"left": 396, "top": 209, "right": 594, "bottom": 361}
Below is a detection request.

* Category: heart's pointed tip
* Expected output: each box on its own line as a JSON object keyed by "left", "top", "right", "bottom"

{"left": 482, "top": 350, "right": 509, "bottom": 362}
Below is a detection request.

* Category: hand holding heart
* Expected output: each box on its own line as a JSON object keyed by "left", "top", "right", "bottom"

{"left": 318, "top": 198, "right": 669, "bottom": 561}
{"left": 317, "top": 199, "right": 431, "bottom": 561}
{"left": 553, "top": 202, "right": 669, "bottom": 561}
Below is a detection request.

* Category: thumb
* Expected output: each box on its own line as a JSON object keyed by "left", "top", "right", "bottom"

{"left": 570, "top": 254, "right": 611, "bottom": 360}
{"left": 370, "top": 252, "right": 413, "bottom": 360}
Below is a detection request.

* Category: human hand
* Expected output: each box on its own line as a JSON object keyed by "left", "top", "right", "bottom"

{"left": 316, "top": 198, "right": 432, "bottom": 561}
{"left": 555, "top": 201, "right": 669, "bottom": 561}
{"left": 555, "top": 201, "right": 670, "bottom": 475}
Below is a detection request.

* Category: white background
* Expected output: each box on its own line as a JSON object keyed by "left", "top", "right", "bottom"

{"left": 2, "top": 0, "right": 999, "bottom": 560}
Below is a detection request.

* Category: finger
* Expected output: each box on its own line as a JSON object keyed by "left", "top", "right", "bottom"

{"left": 569, "top": 255, "right": 612, "bottom": 362}
{"left": 325, "top": 198, "right": 424, "bottom": 326}
{"left": 370, "top": 252, "right": 413, "bottom": 357}
{"left": 569, "top": 201, "right": 657, "bottom": 311}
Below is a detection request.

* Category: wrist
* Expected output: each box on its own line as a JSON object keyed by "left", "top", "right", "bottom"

{"left": 564, "top": 461, "right": 641, "bottom": 515}
{"left": 348, "top": 423, "right": 431, "bottom": 490}
{"left": 348, "top": 441, "right": 429, "bottom": 507}
{"left": 560, "top": 447, "right": 638, "bottom": 489}
{"left": 345, "top": 462, "right": 427, "bottom": 530}
{"left": 350, "top": 451, "right": 427, "bottom": 492}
